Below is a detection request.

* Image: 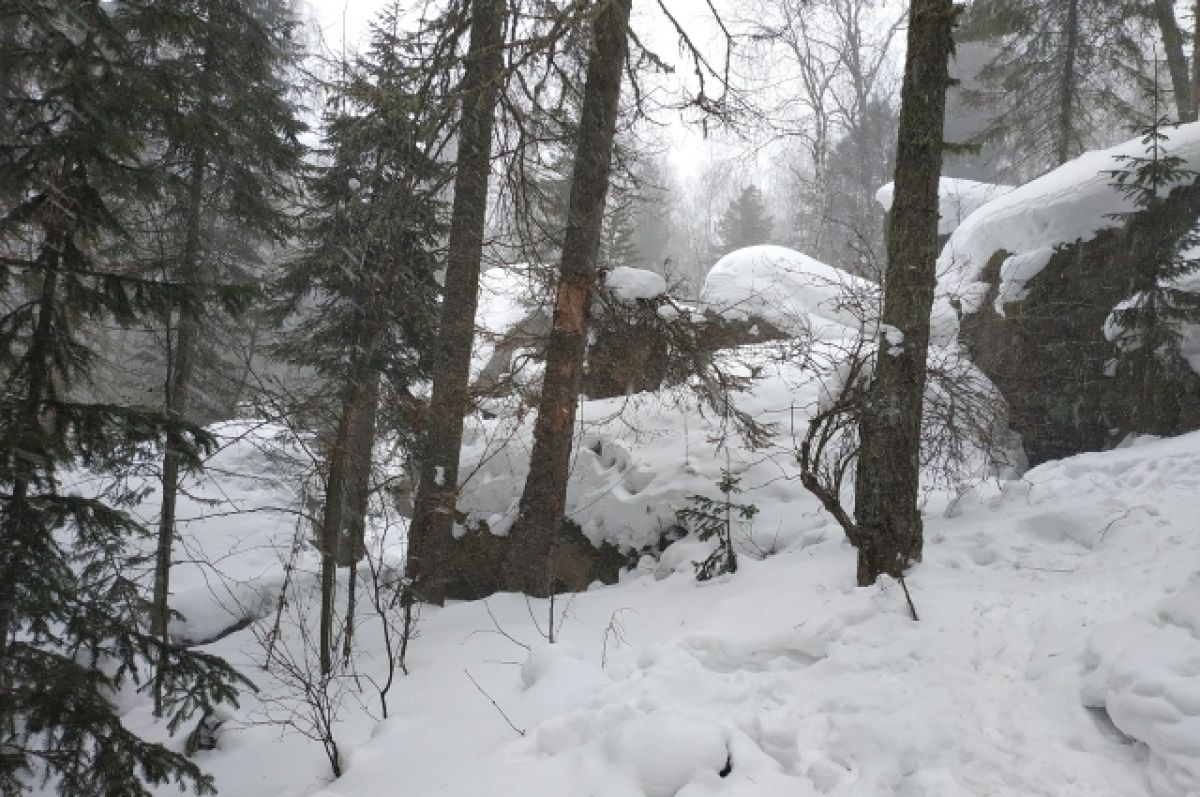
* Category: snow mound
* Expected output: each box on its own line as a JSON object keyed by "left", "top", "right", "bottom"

{"left": 700, "top": 245, "right": 877, "bottom": 338}
{"left": 938, "top": 121, "right": 1200, "bottom": 312}
{"left": 1083, "top": 580, "right": 1200, "bottom": 797}
{"left": 606, "top": 266, "right": 667, "bottom": 301}
{"left": 876, "top": 177, "right": 1014, "bottom": 236}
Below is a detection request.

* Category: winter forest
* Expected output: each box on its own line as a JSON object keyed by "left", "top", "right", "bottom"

{"left": 6, "top": 0, "right": 1200, "bottom": 794}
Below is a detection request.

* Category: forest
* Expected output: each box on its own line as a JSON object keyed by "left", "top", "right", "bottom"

{"left": 3, "top": 0, "right": 1200, "bottom": 795}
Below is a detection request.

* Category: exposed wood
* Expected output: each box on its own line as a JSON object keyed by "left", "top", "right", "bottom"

{"left": 508, "top": 0, "right": 634, "bottom": 597}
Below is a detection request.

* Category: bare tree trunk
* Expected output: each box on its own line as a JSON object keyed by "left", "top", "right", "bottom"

{"left": 1192, "top": 0, "right": 1200, "bottom": 115}
{"left": 153, "top": 146, "right": 206, "bottom": 714}
{"left": 508, "top": 0, "right": 633, "bottom": 597}
{"left": 406, "top": 0, "right": 505, "bottom": 605}
{"left": 1153, "top": 0, "right": 1195, "bottom": 122}
{"left": 1055, "top": 0, "right": 1079, "bottom": 165}
{"left": 338, "top": 369, "right": 379, "bottom": 567}
{"left": 852, "top": 0, "right": 955, "bottom": 587}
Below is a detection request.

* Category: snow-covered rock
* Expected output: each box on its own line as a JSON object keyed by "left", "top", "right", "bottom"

{"left": 937, "top": 121, "right": 1200, "bottom": 313}
{"left": 606, "top": 266, "right": 667, "bottom": 301}
{"left": 699, "top": 245, "right": 877, "bottom": 338}
{"left": 876, "top": 176, "right": 1014, "bottom": 237}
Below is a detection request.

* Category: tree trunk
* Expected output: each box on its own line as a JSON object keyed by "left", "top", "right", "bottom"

{"left": 152, "top": 146, "right": 206, "bottom": 714}
{"left": 508, "top": 0, "right": 633, "bottom": 597}
{"left": 337, "top": 369, "right": 379, "bottom": 567}
{"left": 1055, "top": 0, "right": 1079, "bottom": 165}
{"left": 852, "top": 0, "right": 955, "bottom": 587}
{"left": 152, "top": 148, "right": 206, "bottom": 640}
{"left": 1153, "top": 0, "right": 1195, "bottom": 123}
{"left": 405, "top": 0, "right": 505, "bottom": 605}
{"left": 1192, "top": 0, "right": 1200, "bottom": 115}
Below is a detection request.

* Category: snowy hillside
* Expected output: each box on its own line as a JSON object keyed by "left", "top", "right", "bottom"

{"left": 93, "top": 396, "right": 1200, "bottom": 797}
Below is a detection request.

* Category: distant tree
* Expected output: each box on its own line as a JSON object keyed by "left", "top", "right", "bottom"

{"left": 852, "top": 0, "right": 957, "bottom": 586}
{"left": 599, "top": 199, "right": 642, "bottom": 271}
{"left": 715, "top": 185, "right": 774, "bottom": 255}
{"left": 0, "top": 3, "right": 251, "bottom": 793}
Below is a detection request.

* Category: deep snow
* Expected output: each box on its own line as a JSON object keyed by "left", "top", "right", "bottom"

{"left": 98, "top": 404, "right": 1200, "bottom": 797}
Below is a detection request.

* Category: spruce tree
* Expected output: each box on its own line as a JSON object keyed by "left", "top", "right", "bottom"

{"left": 1106, "top": 98, "right": 1200, "bottom": 435}
{"left": 0, "top": 3, "right": 251, "bottom": 793}
{"left": 133, "top": 0, "right": 304, "bottom": 706}
{"left": 959, "top": 0, "right": 1148, "bottom": 175}
{"left": 274, "top": 3, "right": 445, "bottom": 672}
{"left": 715, "top": 185, "right": 774, "bottom": 256}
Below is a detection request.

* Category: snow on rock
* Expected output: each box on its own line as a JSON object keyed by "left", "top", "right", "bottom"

{"left": 938, "top": 121, "right": 1200, "bottom": 312}
{"left": 876, "top": 177, "right": 1014, "bottom": 237}
{"left": 700, "top": 245, "right": 877, "bottom": 338}
{"left": 1083, "top": 580, "right": 1200, "bottom": 797}
{"left": 606, "top": 266, "right": 667, "bottom": 301}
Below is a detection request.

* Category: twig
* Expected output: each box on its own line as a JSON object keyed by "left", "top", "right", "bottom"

{"left": 898, "top": 576, "right": 919, "bottom": 622}
{"left": 464, "top": 669, "right": 525, "bottom": 737}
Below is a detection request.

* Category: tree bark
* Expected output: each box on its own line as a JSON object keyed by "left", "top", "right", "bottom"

{"left": 1153, "top": 0, "right": 1195, "bottom": 122}
{"left": 1192, "top": 0, "right": 1200, "bottom": 115}
{"left": 1055, "top": 0, "right": 1079, "bottom": 165}
{"left": 405, "top": 0, "right": 505, "bottom": 605}
{"left": 508, "top": 0, "right": 633, "bottom": 597}
{"left": 852, "top": 0, "right": 955, "bottom": 587}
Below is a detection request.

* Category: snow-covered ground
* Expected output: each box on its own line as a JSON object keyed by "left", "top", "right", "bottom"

{"left": 92, "top": 391, "right": 1200, "bottom": 797}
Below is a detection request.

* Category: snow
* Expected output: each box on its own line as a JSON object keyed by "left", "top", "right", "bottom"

{"left": 699, "top": 245, "right": 959, "bottom": 347}
{"left": 938, "top": 121, "right": 1200, "bottom": 313}
{"left": 699, "top": 245, "right": 878, "bottom": 338}
{"left": 876, "top": 177, "right": 1014, "bottom": 236}
{"left": 116, "top": 423, "right": 1200, "bottom": 797}
{"left": 606, "top": 266, "right": 667, "bottom": 301}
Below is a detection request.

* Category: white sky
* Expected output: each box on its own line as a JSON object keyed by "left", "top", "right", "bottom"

{"left": 300, "top": 0, "right": 745, "bottom": 179}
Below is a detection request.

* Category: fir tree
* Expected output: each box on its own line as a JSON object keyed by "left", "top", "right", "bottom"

{"left": 0, "top": 3, "right": 251, "bottom": 793}
{"left": 715, "top": 185, "right": 774, "bottom": 256}
{"left": 274, "top": 3, "right": 445, "bottom": 672}
{"left": 1105, "top": 90, "right": 1200, "bottom": 435}
{"left": 132, "top": 0, "right": 305, "bottom": 709}
{"left": 959, "top": 0, "right": 1148, "bottom": 175}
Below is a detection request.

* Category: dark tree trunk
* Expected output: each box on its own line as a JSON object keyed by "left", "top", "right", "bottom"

{"left": 1055, "top": 0, "right": 1079, "bottom": 165}
{"left": 508, "top": 0, "right": 633, "bottom": 598}
{"left": 405, "top": 0, "right": 505, "bottom": 605}
{"left": 152, "top": 146, "right": 206, "bottom": 714}
{"left": 1192, "top": 0, "right": 1200, "bottom": 115}
{"left": 852, "top": 0, "right": 955, "bottom": 587}
{"left": 337, "top": 369, "right": 379, "bottom": 567}
{"left": 1153, "top": 0, "right": 1195, "bottom": 123}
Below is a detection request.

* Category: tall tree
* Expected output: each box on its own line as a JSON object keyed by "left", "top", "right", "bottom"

{"left": 142, "top": 0, "right": 304, "bottom": 704}
{"left": 0, "top": 3, "right": 249, "bottom": 793}
{"left": 852, "top": 0, "right": 957, "bottom": 586}
{"left": 276, "top": 3, "right": 447, "bottom": 673}
{"left": 508, "top": 0, "right": 634, "bottom": 597}
{"left": 405, "top": 0, "right": 507, "bottom": 605}
{"left": 714, "top": 184, "right": 774, "bottom": 255}
{"left": 960, "top": 0, "right": 1147, "bottom": 175}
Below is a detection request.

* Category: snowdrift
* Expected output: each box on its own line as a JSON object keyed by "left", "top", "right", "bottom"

{"left": 876, "top": 176, "right": 1014, "bottom": 237}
